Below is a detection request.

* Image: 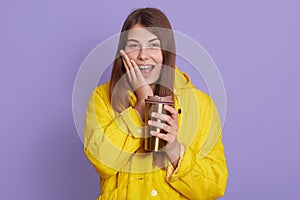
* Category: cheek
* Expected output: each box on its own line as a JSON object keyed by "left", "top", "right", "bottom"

{"left": 156, "top": 66, "right": 162, "bottom": 75}
{"left": 125, "top": 50, "right": 139, "bottom": 60}
{"left": 151, "top": 52, "right": 163, "bottom": 64}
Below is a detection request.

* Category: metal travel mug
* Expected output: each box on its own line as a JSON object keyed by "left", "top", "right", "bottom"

{"left": 144, "top": 96, "right": 174, "bottom": 152}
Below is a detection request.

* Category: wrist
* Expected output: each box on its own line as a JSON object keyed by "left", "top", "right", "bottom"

{"left": 135, "top": 85, "right": 153, "bottom": 100}
{"left": 133, "top": 100, "right": 146, "bottom": 121}
{"left": 166, "top": 141, "right": 181, "bottom": 167}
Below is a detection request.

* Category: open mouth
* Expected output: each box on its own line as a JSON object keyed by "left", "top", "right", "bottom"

{"left": 139, "top": 65, "right": 155, "bottom": 76}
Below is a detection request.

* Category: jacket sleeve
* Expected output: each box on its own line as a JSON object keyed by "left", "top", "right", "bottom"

{"left": 84, "top": 87, "right": 144, "bottom": 179}
{"left": 167, "top": 96, "right": 228, "bottom": 200}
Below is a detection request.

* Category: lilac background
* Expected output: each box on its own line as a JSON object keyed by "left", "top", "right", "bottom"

{"left": 1, "top": 0, "right": 299, "bottom": 199}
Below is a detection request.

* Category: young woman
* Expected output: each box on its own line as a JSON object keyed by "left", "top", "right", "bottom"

{"left": 84, "top": 7, "right": 228, "bottom": 199}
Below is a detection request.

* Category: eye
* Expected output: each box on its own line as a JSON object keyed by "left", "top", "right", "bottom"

{"left": 149, "top": 43, "right": 161, "bottom": 49}
{"left": 129, "top": 44, "right": 139, "bottom": 48}
{"left": 126, "top": 42, "right": 140, "bottom": 49}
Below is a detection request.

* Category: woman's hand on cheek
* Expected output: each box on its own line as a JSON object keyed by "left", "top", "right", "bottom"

{"left": 120, "top": 50, "right": 153, "bottom": 100}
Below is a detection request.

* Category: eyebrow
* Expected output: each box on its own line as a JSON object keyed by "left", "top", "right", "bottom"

{"left": 127, "top": 38, "right": 160, "bottom": 43}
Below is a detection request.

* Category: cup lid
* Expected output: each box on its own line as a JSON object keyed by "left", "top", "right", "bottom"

{"left": 145, "top": 95, "right": 174, "bottom": 104}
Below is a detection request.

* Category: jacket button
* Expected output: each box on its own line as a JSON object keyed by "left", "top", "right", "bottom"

{"left": 137, "top": 129, "right": 142, "bottom": 134}
{"left": 151, "top": 189, "right": 157, "bottom": 196}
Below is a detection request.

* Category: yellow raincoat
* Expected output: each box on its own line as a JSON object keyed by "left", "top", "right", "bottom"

{"left": 84, "top": 67, "right": 228, "bottom": 199}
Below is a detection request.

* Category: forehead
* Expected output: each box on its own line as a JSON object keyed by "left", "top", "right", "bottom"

{"left": 127, "top": 25, "right": 159, "bottom": 42}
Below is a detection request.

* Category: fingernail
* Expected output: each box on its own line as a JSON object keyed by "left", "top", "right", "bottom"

{"left": 120, "top": 50, "right": 124, "bottom": 54}
{"left": 148, "top": 120, "right": 152, "bottom": 125}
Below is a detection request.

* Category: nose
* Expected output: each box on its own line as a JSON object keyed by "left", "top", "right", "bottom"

{"left": 137, "top": 48, "right": 149, "bottom": 60}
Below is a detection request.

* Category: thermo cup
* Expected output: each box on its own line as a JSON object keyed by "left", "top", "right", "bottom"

{"left": 144, "top": 96, "right": 174, "bottom": 152}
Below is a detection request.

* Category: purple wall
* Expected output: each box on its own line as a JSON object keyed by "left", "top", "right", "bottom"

{"left": 1, "top": 0, "right": 299, "bottom": 199}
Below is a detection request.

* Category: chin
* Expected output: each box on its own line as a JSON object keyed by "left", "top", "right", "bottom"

{"left": 146, "top": 77, "right": 159, "bottom": 85}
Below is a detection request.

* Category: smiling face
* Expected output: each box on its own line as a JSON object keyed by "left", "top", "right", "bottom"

{"left": 125, "top": 24, "right": 163, "bottom": 84}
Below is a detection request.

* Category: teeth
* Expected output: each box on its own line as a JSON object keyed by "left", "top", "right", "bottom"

{"left": 139, "top": 65, "right": 153, "bottom": 69}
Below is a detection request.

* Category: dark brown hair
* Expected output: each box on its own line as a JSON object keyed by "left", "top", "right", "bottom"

{"left": 109, "top": 8, "right": 176, "bottom": 112}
